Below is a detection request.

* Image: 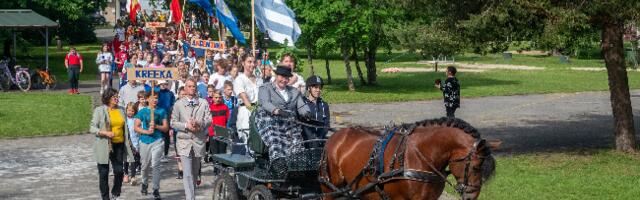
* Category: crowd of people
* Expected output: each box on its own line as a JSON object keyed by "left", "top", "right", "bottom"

{"left": 87, "top": 19, "right": 331, "bottom": 200}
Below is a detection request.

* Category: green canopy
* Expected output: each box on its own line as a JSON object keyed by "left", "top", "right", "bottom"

{"left": 0, "top": 9, "right": 58, "bottom": 70}
{"left": 0, "top": 9, "right": 58, "bottom": 28}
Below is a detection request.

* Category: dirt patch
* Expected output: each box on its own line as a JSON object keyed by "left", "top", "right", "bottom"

{"left": 382, "top": 67, "right": 485, "bottom": 73}
{"left": 509, "top": 50, "right": 549, "bottom": 56}
{"left": 456, "top": 63, "right": 544, "bottom": 70}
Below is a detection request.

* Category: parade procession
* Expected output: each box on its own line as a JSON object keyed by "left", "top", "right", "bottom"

{"left": 3, "top": 0, "right": 640, "bottom": 200}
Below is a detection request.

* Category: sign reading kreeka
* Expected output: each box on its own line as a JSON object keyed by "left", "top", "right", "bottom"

{"left": 190, "top": 39, "right": 226, "bottom": 51}
{"left": 145, "top": 22, "right": 166, "bottom": 28}
{"left": 127, "top": 68, "right": 180, "bottom": 81}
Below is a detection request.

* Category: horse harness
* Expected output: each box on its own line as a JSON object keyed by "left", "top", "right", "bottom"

{"left": 318, "top": 125, "right": 486, "bottom": 199}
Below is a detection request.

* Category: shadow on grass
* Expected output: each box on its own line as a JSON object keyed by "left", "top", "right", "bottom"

{"left": 481, "top": 113, "right": 640, "bottom": 155}
{"left": 325, "top": 72, "right": 520, "bottom": 94}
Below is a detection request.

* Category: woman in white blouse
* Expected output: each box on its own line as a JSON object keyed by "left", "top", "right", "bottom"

{"left": 233, "top": 54, "right": 259, "bottom": 150}
{"left": 96, "top": 44, "right": 113, "bottom": 94}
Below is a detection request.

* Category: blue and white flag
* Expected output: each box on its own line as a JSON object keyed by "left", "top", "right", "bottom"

{"left": 189, "top": 0, "right": 215, "bottom": 16}
{"left": 215, "top": 0, "right": 247, "bottom": 44}
{"left": 254, "top": 0, "right": 302, "bottom": 46}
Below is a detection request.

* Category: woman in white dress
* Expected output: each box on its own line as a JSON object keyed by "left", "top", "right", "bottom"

{"left": 96, "top": 44, "right": 113, "bottom": 94}
{"left": 233, "top": 54, "right": 259, "bottom": 152}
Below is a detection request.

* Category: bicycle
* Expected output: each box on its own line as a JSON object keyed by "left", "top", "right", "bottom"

{"left": 32, "top": 67, "right": 57, "bottom": 90}
{"left": 0, "top": 59, "right": 31, "bottom": 92}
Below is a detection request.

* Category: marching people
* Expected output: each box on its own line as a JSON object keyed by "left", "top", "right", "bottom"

{"left": 171, "top": 78, "right": 211, "bottom": 200}
{"left": 280, "top": 53, "right": 305, "bottom": 92}
{"left": 155, "top": 80, "right": 176, "bottom": 162}
{"left": 90, "top": 88, "right": 134, "bottom": 200}
{"left": 64, "top": 47, "right": 83, "bottom": 94}
{"left": 222, "top": 81, "right": 237, "bottom": 128}
{"left": 256, "top": 65, "right": 311, "bottom": 160}
{"left": 134, "top": 92, "right": 169, "bottom": 200}
{"left": 301, "top": 75, "right": 331, "bottom": 142}
{"left": 118, "top": 79, "right": 145, "bottom": 108}
{"left": 96, "top": 44, "right": 113, "bottom": 95}
{"left": 207, "top": 87, "right": 230, "bottom": 163}
{"left": 435, "top": 66, "right": 461, "bottom": 118}
{"left": 124, "top": 103, "right": 141, "bottom": 185}
{"left": 232, "top": 54, "right": 259, "bottom": 153}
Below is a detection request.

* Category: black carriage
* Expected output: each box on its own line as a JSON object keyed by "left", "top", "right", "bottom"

{"left": 210, "top": 126, "right": 326, "bottom": 200}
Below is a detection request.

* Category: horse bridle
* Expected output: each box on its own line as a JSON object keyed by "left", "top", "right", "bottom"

{"left": 412, "top": 138, "right": 487, "bottom": 198}
{"left": 449, "top": 139, "right": 488, "bottom": 197}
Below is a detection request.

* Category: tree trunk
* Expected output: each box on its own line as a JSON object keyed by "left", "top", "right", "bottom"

{"left": 353, "top": 44, "right": 366, "bottom": 85}
{"left": 325, "top": 56, "right": 332, "bottom": 84}
{"left": 341, "top": 42, "right": 355, "bottom": 91}
{"left": 307, "top": 42, "right": 315, "bottom": 75}
{"left": 364, "top": 47, "right": 378, "bottom": 85}
{"left": 601, "top": 20, "right": 636, "bottom": 152}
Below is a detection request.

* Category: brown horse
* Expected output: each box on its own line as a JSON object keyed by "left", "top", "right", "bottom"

{"left": 319, "top": 118, "right": 496, "bottom": 200}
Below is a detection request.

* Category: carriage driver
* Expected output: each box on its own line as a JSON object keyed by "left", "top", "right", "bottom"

{"left": 300, "top": 75, "right": 330, "bottom": 142}
{"left": 256, "top": 65, "right": 312, "bottom": 160}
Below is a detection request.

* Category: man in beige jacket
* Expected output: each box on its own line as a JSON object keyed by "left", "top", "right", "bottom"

{"left": 170, "top": 78, "right": 211, "bottom": 200}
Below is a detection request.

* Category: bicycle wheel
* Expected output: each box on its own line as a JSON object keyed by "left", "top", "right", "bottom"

{"left": 16, "top": 71, "right": 31, "bottom": 91}
{"left": 46, "top": 75, "right": 57, "bottom": 90}
{"left": 0, "top": 72, "right": 10, "bottom": 90}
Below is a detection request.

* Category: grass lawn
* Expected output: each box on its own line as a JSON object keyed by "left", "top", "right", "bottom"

{"left": 303, "top": 59, "right": 640, "bottom": 103}
{"left": 15, "top": 44, "right": 102, "bottom": 81}
{"left": 12, "top": 44, "right": 640, "bottom": 104}
{"left": 445, "top": 150, "right": 640, "bottom": 199}
{"left": 0, "top": 93, "right": 92, "bottom": 138}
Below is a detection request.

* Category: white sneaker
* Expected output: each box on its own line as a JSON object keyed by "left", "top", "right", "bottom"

{"left": 160, "top": 155, "right": 169, "bottom": 163}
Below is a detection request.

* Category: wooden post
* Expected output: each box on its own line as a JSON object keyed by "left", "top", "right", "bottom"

{"left": 251, "top": 0, "right": 256, "bottom": 57}
{"left": 150, "top": 81, "right": 155, "bottom": 123}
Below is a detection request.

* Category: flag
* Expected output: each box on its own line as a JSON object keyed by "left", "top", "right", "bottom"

{"left": 129, "top": 0, "right": 141, "bottom": 24}
{"left": 215, "top": 0, "right": 246, "bottom": 44}
{"left": 254, "top": 0, "right": 301, "bottom": 47}
{"left": 170, "top": 0, "right": 183, "bottom": 24}
{"left": 188, "top": 0, "right": 215, "bottom": 17}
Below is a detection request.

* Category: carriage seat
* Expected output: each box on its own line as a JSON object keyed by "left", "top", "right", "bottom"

{"left": 212, "top": 153, "right": 254, "bottom": 168}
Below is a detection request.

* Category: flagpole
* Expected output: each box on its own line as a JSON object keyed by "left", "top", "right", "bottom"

{"left": 251, "top": 0, "right": 256, "bottom": 57}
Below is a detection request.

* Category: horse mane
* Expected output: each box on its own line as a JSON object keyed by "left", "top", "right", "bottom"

{"left": 406, "top": 117, "right": 481, "bottom": 139}
{"left": 408, "top": 117, "right": 496, "bottom": 182}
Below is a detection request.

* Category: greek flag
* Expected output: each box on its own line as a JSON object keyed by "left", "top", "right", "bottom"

{"left": 215, "top": 0, "right": 247, "bottom": 44}
{"left": 254, "top": 0, "right": 302, "bottom": 47}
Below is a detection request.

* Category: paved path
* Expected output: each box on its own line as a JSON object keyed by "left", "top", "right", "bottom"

{"left": 3, "top": 83, "right": 640, "bottom": 199}
{"left": 331, "top": 90, "right": 640, "bottom": 154}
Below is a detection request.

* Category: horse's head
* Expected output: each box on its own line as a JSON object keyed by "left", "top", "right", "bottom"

{"left": 448, "top": 138, "right": 496, "bottom": 200}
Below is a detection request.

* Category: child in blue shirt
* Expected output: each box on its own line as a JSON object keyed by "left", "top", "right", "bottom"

{"left": 134, "top": 92, "right": 169, "bottom": 199}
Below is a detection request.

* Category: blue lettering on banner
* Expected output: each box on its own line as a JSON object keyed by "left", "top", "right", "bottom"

{"left": 205, "top": 41, "right": 211, "bottom": 48}
{"left": 133, "top": 69, "right": 175, "bottom": 79}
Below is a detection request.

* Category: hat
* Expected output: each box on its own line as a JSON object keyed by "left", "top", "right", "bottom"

{"left": 274, "top": 65, "right": 293, "bottom": 77}
{"left": 157, "top": 80, "right": 168, "bottom": 85}
{"left": 306, "top": 75, "right": 324, "bottom": 87}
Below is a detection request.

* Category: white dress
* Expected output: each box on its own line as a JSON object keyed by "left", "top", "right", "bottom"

{"left": 96, "top": 52, "right": 113, "bottom": 73}
{"left": 233, "top": 73, "right": 259, "bottom": 143}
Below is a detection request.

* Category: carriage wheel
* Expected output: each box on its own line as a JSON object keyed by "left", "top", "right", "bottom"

{"left": 16, "top": 71, "right": 31, "bottom": 91}
{"left": 212, "top": 173, "right": 240, "bottom": 200}
{"left": 248, "top": 185, "right": 274, "bottom": 200}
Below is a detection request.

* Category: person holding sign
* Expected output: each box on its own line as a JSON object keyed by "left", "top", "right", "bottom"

{"left": 134, "top": 92, "right": 169, "bottom": 200}
{"left": 170, "top": 79, "right": 211, "bottom": 200}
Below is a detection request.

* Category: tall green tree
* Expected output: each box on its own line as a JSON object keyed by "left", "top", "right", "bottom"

{"left": 405, "top": 0, "right": 640, "bottom": 152}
